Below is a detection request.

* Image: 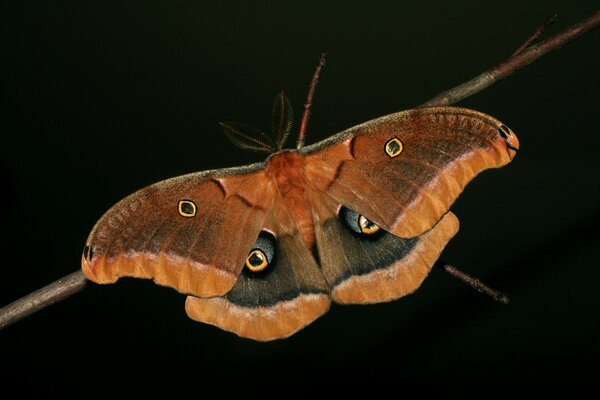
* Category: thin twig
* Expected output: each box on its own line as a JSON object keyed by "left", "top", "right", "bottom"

{"left": 296, "top": 53, "right": 327, "bottom": 149}
{"left": 440, "top": 263, "right": 510, "bottom": 304}
{"left": 421, "top": 10, "right": 600, "bottom": 107}
{"left": 511, "top": 13, "right": 558, "bottom": 57}
{"left": 0, "top": 270, "right": 88, "bottom": 330}
{"left": 0, "top": 11, "right": 598, "bottom": 330}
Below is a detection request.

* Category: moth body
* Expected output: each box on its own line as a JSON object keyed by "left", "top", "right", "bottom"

{"left": 265, "top": 150, "right": 315, "bottom": 249}
{"left": 81, "top": 106, "right": 518, "bottom": 341}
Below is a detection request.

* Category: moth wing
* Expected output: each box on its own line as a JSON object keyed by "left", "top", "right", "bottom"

{"left": 81, "top": 163, "right": 276, "bottom": 298}
{"left": 309, "top": 189, "right": 459, "bottom": 304}
{"left": 302, "top": 106, "right": 518, "bottom": 238}
{"left": 185, "top": 191, "right": 331, "bottom": 341}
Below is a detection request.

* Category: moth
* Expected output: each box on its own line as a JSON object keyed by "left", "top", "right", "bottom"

{"left": 81, "top": 58, "right": 519, "bottom": 341}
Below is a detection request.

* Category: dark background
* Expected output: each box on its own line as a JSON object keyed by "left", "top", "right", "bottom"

{"left": 1, "top": 1, "right": 598, "bottom": 395}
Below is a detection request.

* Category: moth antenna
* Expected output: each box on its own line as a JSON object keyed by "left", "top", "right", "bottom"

{"left": 296, "top": 53, "right": 327, "bottom": 149}
{"left": 438, "top": 261, "right": 510, "bottom": 304}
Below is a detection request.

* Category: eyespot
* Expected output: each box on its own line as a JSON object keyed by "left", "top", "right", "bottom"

{"left": 244, "top": 231, "right": 276, "bottom": 273}
{"left": 359, "top": 215, "right": 381, "bottom": 234}
{"left": 83, "top": 244, "right": 93, "bottom": 260}
{"left": 246, "top": 249, "right": 269, "bottom": 272}
{"left": 339, "top": 206, "right": 381, "bottom": 236}
{"left": 178, "top": 199, "right": 197, "bottom": 217}
{"left": 498, "top": 124, "right": 513, "bottom": 139}
{"left": 385, "top": 137, "right": 403, "bottom": 158}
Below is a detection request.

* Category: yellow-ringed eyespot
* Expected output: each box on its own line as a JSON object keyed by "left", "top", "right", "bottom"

{"left": 384, "top": 137, "right": 403, "bottom": 158}
{"left": 359, "top": 214, "right": 381, "bottom": 235}
{"left": 178, "top": 199, "right": 197, "bottom": 217}
{"left": 244, "top": 231, "right": 276, "bottom": 273}
{"left": 246, "top": 249, "right": 269, "bottom": 272}
{"left": 339, "top": 206, "right": 382, "bottom": 236}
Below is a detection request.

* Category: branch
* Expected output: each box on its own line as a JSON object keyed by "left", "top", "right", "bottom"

{"left": 421, "top": 10, "right": 600, "bottom": 107}
{"left": 438, "top": 262, "right": 510, "bottom": 304}
{"left": 511, "top": 14, "right": 558, "bottom": 57}
{"left": 1, "top": 11, "right": 598, "bottom": 330}
{"left": 0, "top": 270, "right": 87, "bottom": 330}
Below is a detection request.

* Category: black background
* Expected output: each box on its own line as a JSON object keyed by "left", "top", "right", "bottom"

{"left": 1, "top": 1, "right": 599, "bottom": 395}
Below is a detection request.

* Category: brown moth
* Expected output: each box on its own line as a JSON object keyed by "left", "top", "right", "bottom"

{"left": 81, "top": 69, "right": 519, "bottom": 341}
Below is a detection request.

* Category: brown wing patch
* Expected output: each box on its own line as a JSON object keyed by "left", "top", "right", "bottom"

{"left": 331, "top": 212, "right": 459, "bottom": 304}
{"left": 185, "top": 194, "right": 331, "bottom": 341}
{"left": 82, "top": 165, "right": 275, "bottom": 298}
{"left": 309, "top": 188, "right": 459, "bottom": 304}
{"left": 185, "top": 294, "right": 329, "bottom": 342}
{"left": 303, "top": 106, "right": 518, "bottom": 238}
